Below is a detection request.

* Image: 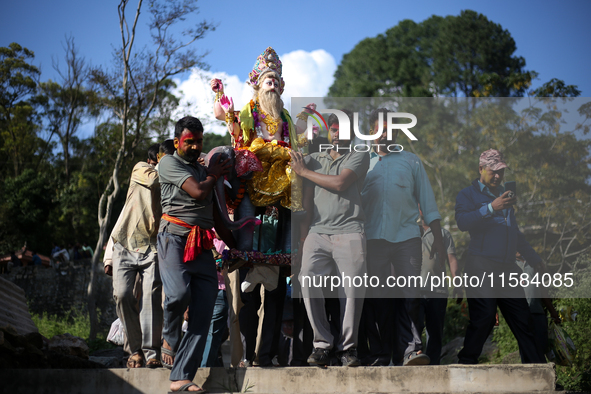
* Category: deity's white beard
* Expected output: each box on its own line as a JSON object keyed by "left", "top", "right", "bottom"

{"left": 258, "top": 90, "right": 283, "bottom": 119}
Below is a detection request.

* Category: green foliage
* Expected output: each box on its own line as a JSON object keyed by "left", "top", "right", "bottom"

{"left": 31, "top": 309, "right": 115, "bottom": 353}
{"left": 203, "top": 131, "right": 231, "bottom": 153}
{"left": 443, "top": 299, "right": 470, "bottom": 344}
{"left": 553, "top": 255, "right": 591, "bottom": 391}
{"left": 491, "top": 313, "right": 518, "bottom": 363}
{"left": 532, "top": 78, "right": 582, "bottom": 98}
{"left": 329, "top": 10, "right": 531, "bottom": 98}
{"left": 0, "top": 169, "right": 55, "bottom": 253}
{"left": 488, "top": 257, "right": 591, "bottom": 390}
{"left": 32, "top": 310, "right": 92, "bottom": 340}
{"left": 0, "top": 43, "right": 43, "bottom": 179}
{"left": 554, "top": 297, "right": 591, "bottom": 392}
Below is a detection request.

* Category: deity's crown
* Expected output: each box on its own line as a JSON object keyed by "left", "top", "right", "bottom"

{"left": 249, "top": 47, "right": 285, "bottom": 94}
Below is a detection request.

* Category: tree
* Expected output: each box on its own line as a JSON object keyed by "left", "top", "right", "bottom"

{"left": 0, "top": 43, "right": 42, "bottom": 178}
{"left": 203, "top": 131, "right": 231, "bottom": 153}
{"left": 0, "top": 169, "right": 54, "bottom": 254}
{"left": 35, "top": 36, "right": 95, "bottom": 183}
{"left": 328, "top": 11, "right": 533, "bottom": 98}
{"left": 86, "top": 0, "right": 215, "bottom": 339}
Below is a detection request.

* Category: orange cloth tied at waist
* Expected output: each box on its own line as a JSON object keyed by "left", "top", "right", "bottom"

{"left": 162, "top": 213, "right": 215, "bottom": 263}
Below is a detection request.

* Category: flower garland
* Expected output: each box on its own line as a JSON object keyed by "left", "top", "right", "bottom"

{"left": 251, "top": 100, "right": 289, "bottom": 141}
{"left": 222, "top": 248, "right": 291, "bottom": 267}
{"left": 225, "top": 180, "right": 246, "bottom": 210}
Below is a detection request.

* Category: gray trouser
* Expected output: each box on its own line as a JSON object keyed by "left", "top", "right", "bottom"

{"left": 158, "top": 231, "right": 217, "bottom": 382}
{"left": 112, "top": 242, "right": 163, "bottom": 361}
{"left": 299, "top": 232, "right": 366, "bottom": 351}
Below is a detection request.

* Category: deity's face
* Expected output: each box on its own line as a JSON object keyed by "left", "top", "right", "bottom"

{"left": 174, "top": 129, "right": 203, "bottom": 163}
{"left": 256, "top": 73, "right": 283, "bottom": 119}
{"left": 260, "top": 76, "right": 280, "bottom": 94}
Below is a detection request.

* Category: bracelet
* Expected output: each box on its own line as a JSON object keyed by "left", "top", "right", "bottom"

{"left": 215, "top": 91, "right": 223, "bottom": 102}
{"left": 208, "top": 173, "right": 219, "bottom": 182}
{"left": 225, "top": 111, "right": 236, "bottom": 124}
{"left": 296, "top": 111, "right": 309, "bottom": 122}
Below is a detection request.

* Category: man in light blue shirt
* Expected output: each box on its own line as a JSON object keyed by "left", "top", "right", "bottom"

{"left": 359, "top": 108, "right": 446, "bottom": 366}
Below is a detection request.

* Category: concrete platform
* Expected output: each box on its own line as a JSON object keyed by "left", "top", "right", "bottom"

{"left": 0, "top": 364, "right": 556, "bottom": 394}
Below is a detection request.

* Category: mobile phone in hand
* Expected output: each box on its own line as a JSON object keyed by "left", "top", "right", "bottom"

{"left": 505, "top": 181, "right": 517, "bottom": 198}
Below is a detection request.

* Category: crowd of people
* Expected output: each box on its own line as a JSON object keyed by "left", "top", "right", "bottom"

{"left": 100, "top": 47, "right": 559, "bottom": 393}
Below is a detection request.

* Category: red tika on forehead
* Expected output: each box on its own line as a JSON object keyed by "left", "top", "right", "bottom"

{"left": 179, "top": 130, "right": 199, "bottom": 145}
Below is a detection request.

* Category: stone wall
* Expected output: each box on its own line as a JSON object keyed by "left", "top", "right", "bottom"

{"left": 0, "top": 260, "right": 117, "bottom": 333}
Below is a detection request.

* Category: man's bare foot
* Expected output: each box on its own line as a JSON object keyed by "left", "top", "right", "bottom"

{"left": 170, "top": 380, "right": 204, "bottom": 392}
{"left": 126, "top": 352, "right": 145, "bottom": 368}
{"left": 162, "top": 339, "right": 175, "bottom": 368}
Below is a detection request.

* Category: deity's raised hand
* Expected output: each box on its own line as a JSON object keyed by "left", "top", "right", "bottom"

{"left": 210, "top": 78, "right": 224, "bottom": 93}
{"left": 304, "top": 103, "right": 317, "bottom": 113}
{"left": 220, "top": 95, "right": 234, "bottom": 114}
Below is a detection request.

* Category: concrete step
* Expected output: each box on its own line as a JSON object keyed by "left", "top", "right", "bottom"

{"left": 0, "top": 364, "right": 556, "bottom": 394}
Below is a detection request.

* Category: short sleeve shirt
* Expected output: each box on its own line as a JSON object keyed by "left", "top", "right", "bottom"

{"left": 307, "top": 150, "right": 370, "bottom": 234}
{"left": 158, "top": 152, "right": 214, "bottom": 236}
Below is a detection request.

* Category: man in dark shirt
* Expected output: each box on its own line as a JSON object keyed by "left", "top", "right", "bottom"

{"left": 455, "top": 149, "right": 544, "bottom": 364}
{"left": 158, "top": 116, "right": 234, "bottom": 392}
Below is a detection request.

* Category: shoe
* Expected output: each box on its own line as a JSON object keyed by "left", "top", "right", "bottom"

{"left": 403, "top": 351, "right": 430, "bottom": 366}
{"left": 339, "top": 348, "right": 360, "bottom": 367}
{"left": 307, "top": 348, "right": 330, "bottom": 366}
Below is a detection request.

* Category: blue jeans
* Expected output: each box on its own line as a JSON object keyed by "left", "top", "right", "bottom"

{"left": 157, "top": 231, "right": 217, "bottom": 381}
{"left": 200, "top": 289, "right": 228, "bottom": 367}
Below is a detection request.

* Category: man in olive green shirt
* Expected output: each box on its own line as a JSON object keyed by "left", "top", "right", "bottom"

{"left": 291, "top": 112, "right": 369, "bottom": 367}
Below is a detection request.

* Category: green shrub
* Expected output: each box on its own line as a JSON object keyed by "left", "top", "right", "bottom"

{"left": 552, "top": 256, "right": 591, "bottom": 392}
{"left": 443, "top": 299, "right": 470, "bottom": 343}
{"left": 490, "top": 255, "right": 591, "bottom": 391}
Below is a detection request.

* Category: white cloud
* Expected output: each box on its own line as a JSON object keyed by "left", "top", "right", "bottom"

{"left": 172, "top": 49, "right": 337, "bottom": 136}
{"left": 282, "top": 49, "right": 337, "bottom": 99}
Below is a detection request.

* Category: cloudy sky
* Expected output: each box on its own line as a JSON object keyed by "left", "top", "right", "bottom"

{"left": 2, "top": 0, "right": 590, "bottom": 137}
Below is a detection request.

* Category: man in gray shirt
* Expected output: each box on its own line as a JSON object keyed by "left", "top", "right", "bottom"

{"left": 157, "top": 116, "right": 233, "bottom": 393}
{"left": 291, "top": 111, "right": 370, "bottom": 367}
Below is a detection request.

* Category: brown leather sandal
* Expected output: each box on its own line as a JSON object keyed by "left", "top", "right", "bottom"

{"left": 127, "top": 352, "right": 145, "bottom": 368}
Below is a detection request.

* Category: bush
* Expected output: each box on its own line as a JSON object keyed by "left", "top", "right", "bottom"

{"left": 490, "top": 255, "right": 591, "bottom": 391}
{"left": 553, "top": 255, "right": 591, "bottom": 392}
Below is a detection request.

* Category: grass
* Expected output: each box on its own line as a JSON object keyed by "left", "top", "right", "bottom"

{"left": 31, "top": 308, "right": 115, "bottom": 353}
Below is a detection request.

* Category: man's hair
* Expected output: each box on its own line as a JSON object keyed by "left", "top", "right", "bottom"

{"left": 148, "top": 143, "right": 160, "bottom": 162}
{"left": 174, "top": 116, "right": 204, "bottom": 139}
{"left": 328, "top": 113, "right": 339, "bottom": 128}
{"left": 369, "top": 108, "right": 389, "bottom": 130}
{"left": 327, "top": 109, "right": 354, "bottom": 128}
{"left": 160, "top": 139, "right": 175, "bottom": 155}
